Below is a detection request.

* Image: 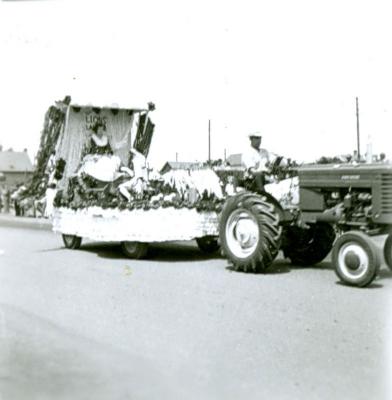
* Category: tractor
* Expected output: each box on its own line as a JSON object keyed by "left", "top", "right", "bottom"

{"left": 219, "top": 163, "right": 392, "bottom": 287}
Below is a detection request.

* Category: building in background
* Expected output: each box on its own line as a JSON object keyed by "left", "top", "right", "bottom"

{"left": 160, "top": 161, "right": 204, "bottom": 174}
{"left": 0, "top": 148, "right": 34, "bottom": 188}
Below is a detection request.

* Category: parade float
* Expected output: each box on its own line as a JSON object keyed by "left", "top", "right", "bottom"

{"left": 49, "top": 99, "right": 229, "bottom": 256}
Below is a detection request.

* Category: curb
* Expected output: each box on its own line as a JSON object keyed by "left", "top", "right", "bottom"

{"left": 0, "top": 214, "right": 52, "bottom": 231}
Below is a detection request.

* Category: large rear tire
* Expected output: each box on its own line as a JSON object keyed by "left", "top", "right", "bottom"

{"left": 282, "top": 222, "right": 336, "bottom": 266}
{"left": 62, "top": 234, "right": 82, "bottom": 250}
{"left": 332, "top": 231, "right": 380, "bottom": 287}
{"left": 219, "top": 192, "right": 281, "bottom": 272}
{"left": 121, "top": 241, "right": 149, "bottom": 259}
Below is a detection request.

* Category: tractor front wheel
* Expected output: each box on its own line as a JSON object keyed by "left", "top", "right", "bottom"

{"left": 332, "top": 231, "right": 380, "bottom": 287}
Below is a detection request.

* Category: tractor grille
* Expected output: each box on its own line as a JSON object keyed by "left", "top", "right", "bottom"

{"left": 381, "top": 174, "right": 392, "bottom": 214}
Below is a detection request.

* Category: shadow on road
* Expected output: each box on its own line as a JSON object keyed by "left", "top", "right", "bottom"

{"left": 38, "top": 243, "right": 392, "bottom": 287}
{"left": 379, "top": 268, "right": 392, "bottom": 279}
{"left": 147, "top": 245, "right": 222, "bottom": 262}
{"left": 335, "top": 281, "right": 384, "bottom": 289}
{"left": 80, "top": 243, "right": 127, "bottom": 259}
{"left": 225, "top": 260, "right": 291, "bottom": 275}
{"left": 288, "top": 260, "right": 335, "bottom": 271}
{"left": 79, "top": 241, "right": 223, "bottom": 263}
{"left": 36, "top": 247, "right": 67, "bottom": 253}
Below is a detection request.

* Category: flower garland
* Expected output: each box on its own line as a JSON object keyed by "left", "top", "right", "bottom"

{"left": 54, "top": 175, "right": 225, "bottom": 213}
{"left": 19, "top": 97, "right": 70, "bottom": 205}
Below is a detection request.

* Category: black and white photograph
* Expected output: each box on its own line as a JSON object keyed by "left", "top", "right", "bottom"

{"left": 0, "top": 0, "right": 391, "bottom": 399}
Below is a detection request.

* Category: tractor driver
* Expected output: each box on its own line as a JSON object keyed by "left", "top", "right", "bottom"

{"left": 242, "top": 132, "right": 271, "bottom": 192}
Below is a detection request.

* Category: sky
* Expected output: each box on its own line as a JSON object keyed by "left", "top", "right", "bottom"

{"left": 1, "top": 0, "right": 392, "bottom": 169}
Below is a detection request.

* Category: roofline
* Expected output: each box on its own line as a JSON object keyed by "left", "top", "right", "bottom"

{"left": 67, "top": 102, "right": 155, "bottom": 113}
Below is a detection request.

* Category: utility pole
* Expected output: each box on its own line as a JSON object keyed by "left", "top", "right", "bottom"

{"left": 356, "top": 97, "right": 360, "bottom": 160}
{"left": 175, "top": 152, "right": 178, "bottom": 162}
{"left": 208, "top": 119, "right": 211, "bottom": 164}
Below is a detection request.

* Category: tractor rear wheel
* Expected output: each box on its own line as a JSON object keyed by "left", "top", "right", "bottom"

{"left": 282, "top": 222, "right": 335, "bottom": 266}
{"left": 121, "top": 241, "right": 149, "bottom": 259}
{"left": 196, "top": 236, "right": 220, "bottom": 254}
{"left": 62, "top": 234, "right": 82, "bottom": 249}
{"left": 332, "top": 231, "right": 380, "bottom": 287}
{"left": 219, "top": 192, "right": 281, "bottom": 272}
{"left": 383, "top": 233, "right": 392, "bottom": 271}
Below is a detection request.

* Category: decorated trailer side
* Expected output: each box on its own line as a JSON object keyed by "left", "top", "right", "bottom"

{"left": 51, "top": 101, "right": 224, "bottom": 256}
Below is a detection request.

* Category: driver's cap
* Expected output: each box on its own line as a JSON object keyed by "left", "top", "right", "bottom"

{"left": 248, "top": 131, "right": 262, "bottom": 139}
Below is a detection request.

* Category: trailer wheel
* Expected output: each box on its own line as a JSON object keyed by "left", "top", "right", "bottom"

{"left": 62, "top": 234, "right": 82, "bottom": 250}
{"left": 332, "top": 231, "right": 380, "bottom": 287}
{"left": 282, "top": 222, "right": 335, "bottom": 266}
{"left": 121, "top": 241, "right": 149, "bottom": 259}
{"left": 383, "top": 233, "right": 392, "bottom": 271}
{"left": 196, "top": 236, "right": 220, "bottom": 254}
{"left": 219, "top": 192, "right": 281, "bottom": 273}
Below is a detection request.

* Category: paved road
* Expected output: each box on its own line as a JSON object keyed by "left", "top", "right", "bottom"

{"left": 0, "top": 224, "right": 391, "bottom": 400}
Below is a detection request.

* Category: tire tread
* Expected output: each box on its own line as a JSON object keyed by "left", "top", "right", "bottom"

{"left": 219, "top": 191, "right": 281, "bottom": 273}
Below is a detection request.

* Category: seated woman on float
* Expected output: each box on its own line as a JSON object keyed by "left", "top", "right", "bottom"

{"left": 77, "top": 123, "right": 122, "bottom": 183}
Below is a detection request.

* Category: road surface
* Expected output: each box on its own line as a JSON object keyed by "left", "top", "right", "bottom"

{"left": 0, "top": 224, "right": 391, "bottom": 400}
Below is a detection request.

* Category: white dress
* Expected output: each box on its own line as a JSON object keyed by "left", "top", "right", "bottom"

{"left": 78, "top": 136, "right": 122, "bottom": 182}
{"left": 79, "top": 154, "right": 122, "bottom": 182}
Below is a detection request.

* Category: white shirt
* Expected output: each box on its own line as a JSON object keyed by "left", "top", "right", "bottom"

{"left": 242, "top": 146, "right": 271, "bottom": 172}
